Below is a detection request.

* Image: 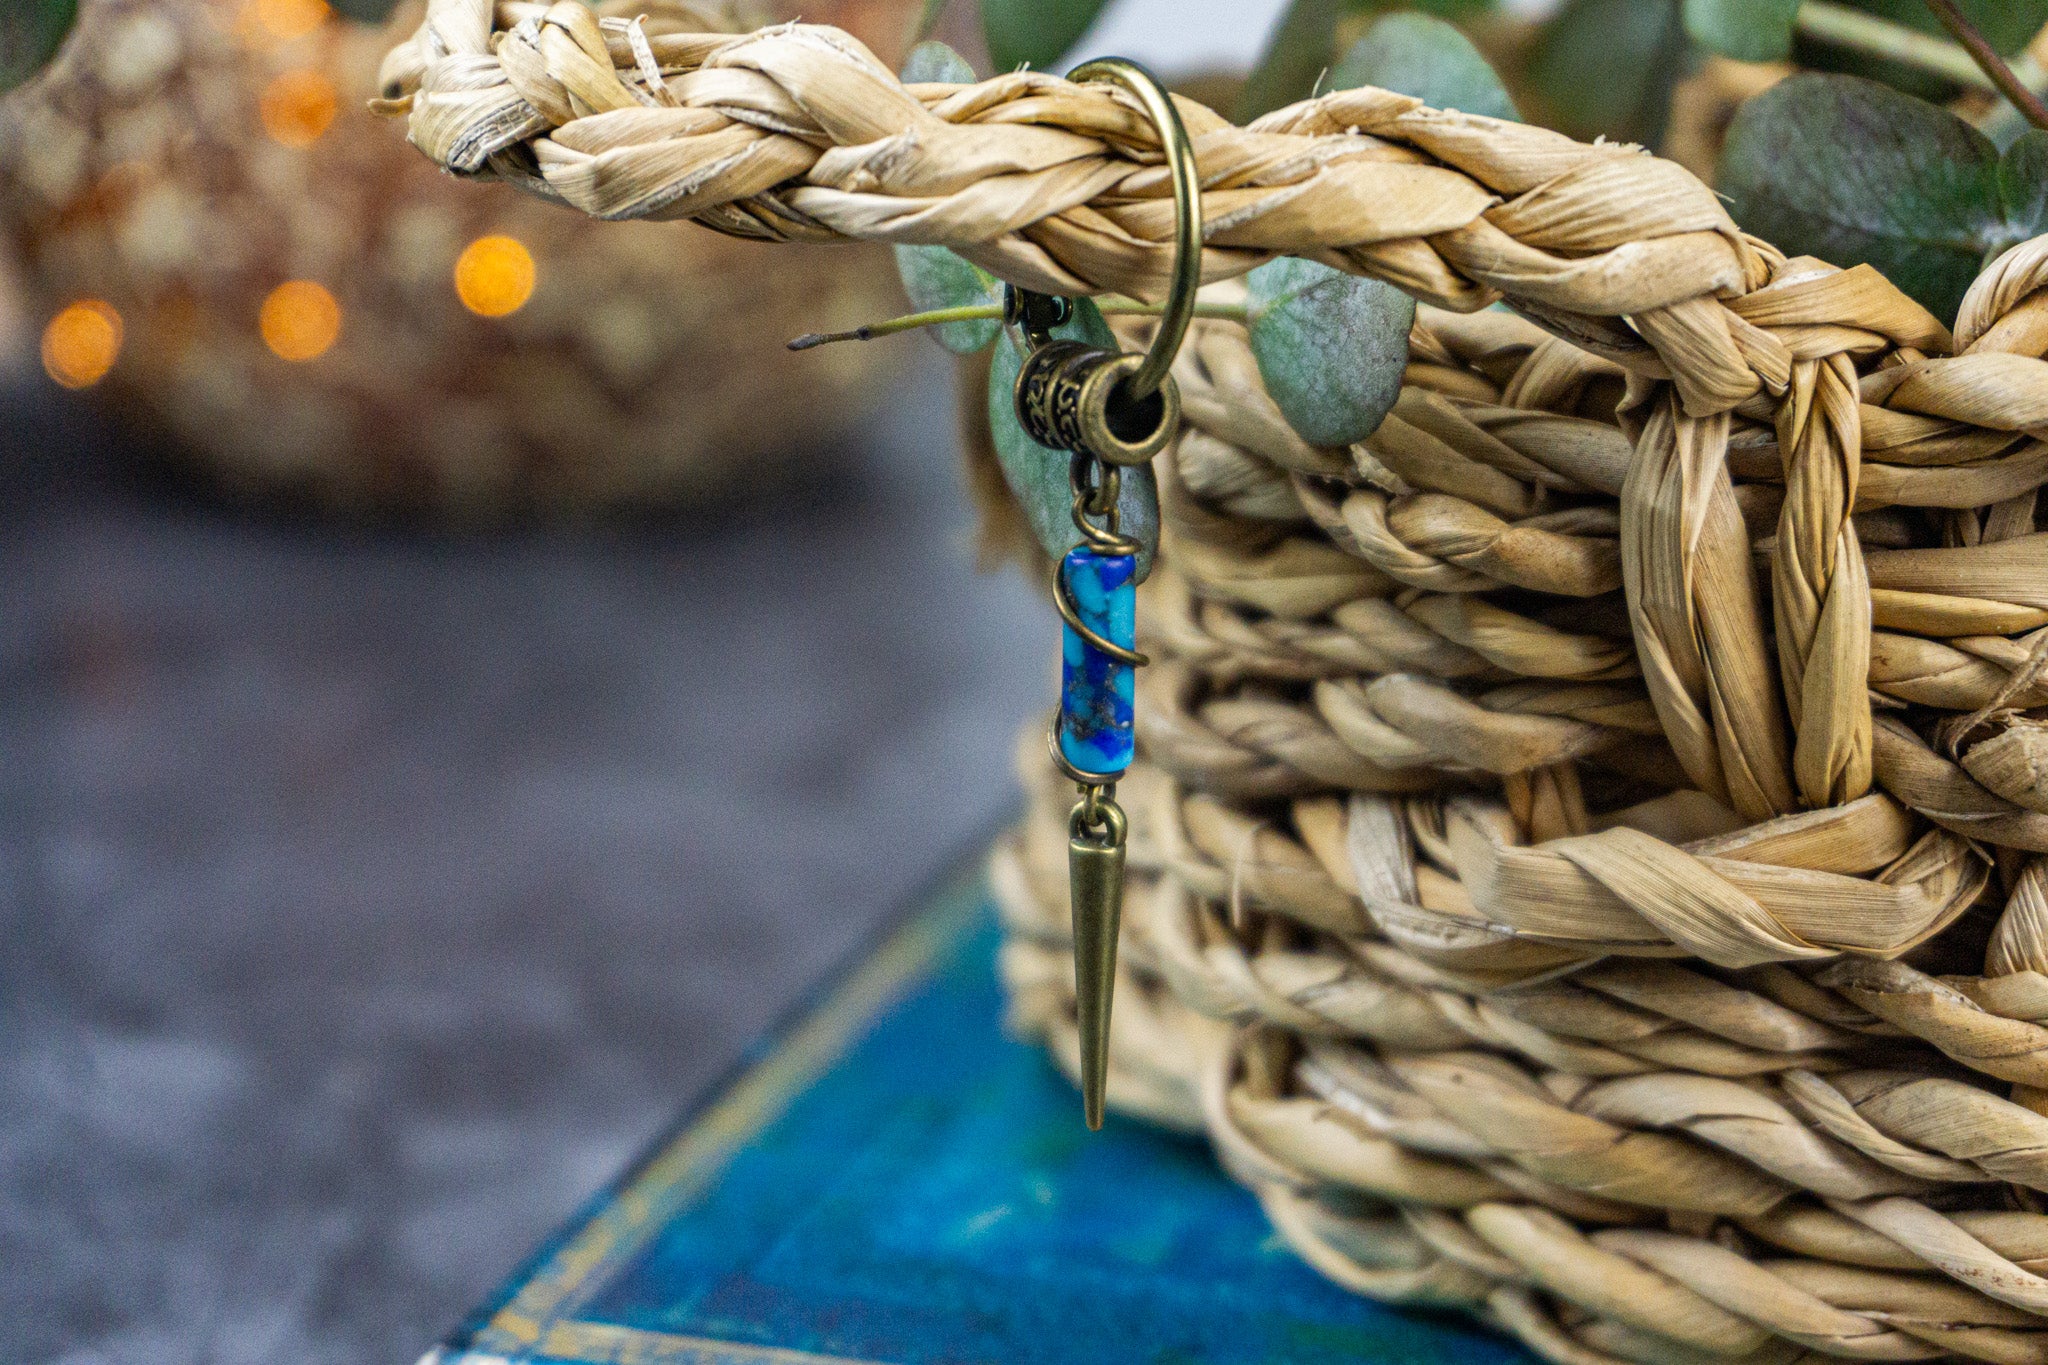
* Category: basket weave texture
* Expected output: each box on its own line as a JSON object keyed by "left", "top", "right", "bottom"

{"left": 387, "top": 9, "right": 2048, "bottom": 1360}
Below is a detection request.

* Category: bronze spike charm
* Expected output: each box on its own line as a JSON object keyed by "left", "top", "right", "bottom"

{"left": 1067, "top": 794, "right": 1127, "bottom": 1129}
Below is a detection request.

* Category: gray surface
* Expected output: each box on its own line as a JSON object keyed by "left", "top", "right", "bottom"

{"left": 0, "top": 351, "right": 1049, "bottom": 1365}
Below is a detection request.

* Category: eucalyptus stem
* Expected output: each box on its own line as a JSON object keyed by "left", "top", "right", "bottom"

{"left": 1920, "top": 0, "right": 2048, "bottom": 131}
{"left": 788, "top": 299, "right": 1249, "bottom": 350}
{"left": 1795, "top": 1, "right": 1998, "bottom": 91}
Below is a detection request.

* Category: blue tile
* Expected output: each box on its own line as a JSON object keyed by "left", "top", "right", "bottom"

{"left": 436, "top": 872, "right": 1537, "bottom": 1365}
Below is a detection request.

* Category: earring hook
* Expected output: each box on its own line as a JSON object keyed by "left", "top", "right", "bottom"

{"left": 1065, "top": 57, "right": 1203, "bottom": 402}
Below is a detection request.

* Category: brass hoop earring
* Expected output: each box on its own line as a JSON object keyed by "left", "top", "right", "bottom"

{"left": 1010, "top": 55, "right": 1203, "bottom": 1133}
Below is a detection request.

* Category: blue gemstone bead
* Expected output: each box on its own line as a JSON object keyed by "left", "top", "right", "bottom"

{"left": 1058, "top": 547, "right": 1136, "bottom": 779}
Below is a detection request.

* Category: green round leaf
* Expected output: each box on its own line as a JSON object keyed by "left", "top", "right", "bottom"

{"left": 1861, "top": 0, "right": 2048, "bottom": 55}
{"left": 1329, "top": 12, "right": 1518, "bottom": 121}
{"left": 1996, "top": 130, "right": 2048, "bottom": 257}
{"left": 1682, "top": 0, "right": 1799, "bottom": 63}
{"left": 983, "top": 0, "right": 1109, "bottom": 74}
{"left": 0, "top": 0, "right": 77, "bottom": 93}
{"left": 1721, "top": 73, "right": 2006, "bottom": 323}
{"left": 900, "top": 38, "right": 976, "bottom": 86}
{"left": 1526, "top": 0, "right": 1687, "bottom": 147}
{"left": 893, "top": 246, "right": 1002, "bottom": 354}
{"left": 893, "top": 48, "right": 1004, "bottom": 354}
{"left": 1796, "top": 1, "right": 2048, "bottom": 103}
{"left": 986, "top": 299, "right": 1160, "bottom": 581}
{"left": 1245, "top": 258, "right": 1414, "bottom": 449}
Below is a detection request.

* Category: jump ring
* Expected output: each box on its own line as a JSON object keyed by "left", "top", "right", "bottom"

{"left": 1071, "top": 453, "right": 1120, "bottom": 518}
{"left": 1067, "top": 790, "right": 1128, "bottom": 846}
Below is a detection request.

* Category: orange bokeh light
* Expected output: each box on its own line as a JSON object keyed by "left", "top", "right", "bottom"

{"left": 260, "top": 68, "right": 338, "bottom": 147}
{"left": 42, "top": 300, "right": 124, "bottom": 390}
{"left": 259, "top": 281, "right": 342, "bottom": 362}
{"left": 454, "top": 235, "right": 537, "bottom": 318}
{"left": 249, "top": 0, "right": 329, "bottom": 43}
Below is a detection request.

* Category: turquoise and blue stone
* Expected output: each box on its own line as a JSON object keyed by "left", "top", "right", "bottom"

{"left": 1058, "top": 547, "right": 1136, "bottom": 778}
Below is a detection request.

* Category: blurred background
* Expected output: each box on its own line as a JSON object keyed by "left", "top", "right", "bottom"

{"left": 6, "top": 0, "right": 2044, "bottom": 1359}
{"left": 0, "top": 2, "right": 1302, "bottom": 1360}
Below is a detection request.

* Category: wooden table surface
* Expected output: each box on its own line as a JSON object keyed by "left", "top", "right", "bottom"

{"left": 0, "top": 348, "right": 1050, "bottom": 1365}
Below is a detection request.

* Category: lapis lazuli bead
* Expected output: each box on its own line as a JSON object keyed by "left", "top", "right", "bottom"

{"left": 1059, "top": 547, "right": 1136, "bottom": 779}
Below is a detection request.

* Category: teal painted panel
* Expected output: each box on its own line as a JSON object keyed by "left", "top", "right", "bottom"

{"left": 429, "top": 867, "right": 1535, "bottom": 1365}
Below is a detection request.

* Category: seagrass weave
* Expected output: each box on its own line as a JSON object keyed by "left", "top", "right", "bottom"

{"left": 380, "top": 8, "right": 2048, "bottom": 1360}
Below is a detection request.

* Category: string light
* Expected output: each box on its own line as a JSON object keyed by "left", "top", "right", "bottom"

{"left": 259, "top": 69, "right": 338, "bottom": 147}
{"left": 454, "top": 235, "right": 536, "bottom": 317}
{"left": 259, "top": 281, "right": 341, "bottom": 361}
{"left": 41, "top": 300, "right": 124, "bottom": 390}
{"left": 247, "top": 0, "right": 329, "bottom": 44}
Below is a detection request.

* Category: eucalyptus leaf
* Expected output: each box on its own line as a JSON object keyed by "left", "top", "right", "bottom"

{"left": 1245, "top": 257, "right": 1414, "bottom": 448}
{"left": 1238, "top": 0, "right": 1346, "bottom": 121}
{"left": 1795, "top": 0, "right": 2048, "bottom": 102}
{"left": 983, "top": 0, "right": 1108, "bottom": 74}
{"left": 1998, "top": 132, "right": 2048, "bottom": 253}
{"left": 1682, "top": 0, "right": 1799, "bottom": 62}
{"left": 1329, "top": 12, "right": 1518, "bottom": 120}
{"left": 901, "top": 38, "right": 975, "bottom": 86}
{"left": 1721, "top": 73, "right": 2048, "bottom": 322}
{"left": 889, "top": 44, "right": 998, "bottom": 355}
{"left": 1526, "top": 0, "right": 1687, "bottom": 147}
{"left": 987, "top": 299, "right": 1159, "bottom": 581}
{"left": 893, "top": 246, "right": 1002, "bottom": 353}
{"left": 1848, "top": 0, "right": 2048, "bottom": 53}
{"left": 0, "top": 0, "right": 76, "bottom": 93}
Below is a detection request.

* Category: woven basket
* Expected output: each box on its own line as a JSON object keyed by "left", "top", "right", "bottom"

{"left": 383, "top": 9, "right": 2048, "bottom": 1359}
